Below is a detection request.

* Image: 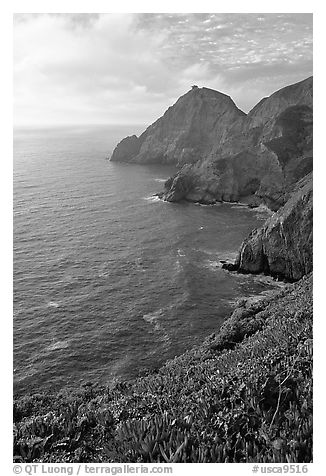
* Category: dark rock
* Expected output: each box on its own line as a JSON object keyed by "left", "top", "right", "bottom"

{"left": 208, "top": 272, "right": 312, "bottom": 352}
{"left": 247, "top": 196, "right": 262, "bottom": 208}
{"left": 221, "top": 262, "right": 239, "bottom": 272}
{"left": 162, "top": 167, "right": 195, "bottom": 202}
{"left": 264, "top": 105, "right": 313, "bottom": 169}
{"left": 236, "top": 173, "right": 312, "bottom": 281}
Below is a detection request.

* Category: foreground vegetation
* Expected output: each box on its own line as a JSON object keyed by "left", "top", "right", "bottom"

{"left": 13, "top": 274, "right": 312, "bottom": 463}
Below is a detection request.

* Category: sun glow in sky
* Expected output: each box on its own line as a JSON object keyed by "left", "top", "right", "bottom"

{"left": 13, "top": 13, "right": 313, "bottom": 127}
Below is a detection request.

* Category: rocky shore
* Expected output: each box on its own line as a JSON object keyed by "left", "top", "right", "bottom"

{"left": 222, "top": 172, "right": 312, "bottom": 282}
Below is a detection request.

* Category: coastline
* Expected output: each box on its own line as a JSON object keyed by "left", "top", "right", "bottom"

{"left": 14, "top": 272, "right": 312, "bottom": 463}
{"left": 12, "top": 15, "right": 313, "bottom": 467}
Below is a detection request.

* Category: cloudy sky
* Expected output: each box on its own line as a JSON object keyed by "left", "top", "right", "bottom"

{"left": 13, "top": 13, "right": 313, "bottom": 127}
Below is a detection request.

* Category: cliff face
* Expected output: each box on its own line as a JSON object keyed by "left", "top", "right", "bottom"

{"left": 111, "top": 86, "right": 245, "bottom": 166}
{"left": 210, "top": 76, "right": 313, "bottom": 158}
{"left": 159, "top": 77, "right": 312, "bottom": 208}
{"left": 111, "top": 78, "right": 312, "bottom": 209}
{"left": 232, "top": 173, "right": 312, "bottom": 281}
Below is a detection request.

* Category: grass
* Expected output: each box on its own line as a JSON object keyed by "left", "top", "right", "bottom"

{"left": 13, "top": 274, "right": 312, "bottom": 463}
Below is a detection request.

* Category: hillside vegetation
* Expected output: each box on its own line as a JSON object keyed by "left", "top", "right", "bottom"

{"left": 13, "top": 274, "right": 312, "bottom": 463}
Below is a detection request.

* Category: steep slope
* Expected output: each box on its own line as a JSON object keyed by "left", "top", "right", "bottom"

{"left": 110, "top": 78, "right": 312, "bottom": 209}
{"left": 14, "top": 274, "right": 312, "bottom": 463}
{"left": 111, "top": 86, "right": 245, "bottom": 166}
{"left": 160, "top": 77, "right": 313, "bottom": 208}
{"left": 212, "top": 76, "right": 312, "bottom": 158}
{"left": 223, "top": 173, "right": 312, "bottom": 281}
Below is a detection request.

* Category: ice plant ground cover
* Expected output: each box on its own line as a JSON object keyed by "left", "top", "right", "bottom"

{"left": 13, "top": 274, "right": 312, "bottom": 463}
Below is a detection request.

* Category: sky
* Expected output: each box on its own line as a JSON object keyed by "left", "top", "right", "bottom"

{"left": 13, "top": 13, "right": 313, "bottom": 127}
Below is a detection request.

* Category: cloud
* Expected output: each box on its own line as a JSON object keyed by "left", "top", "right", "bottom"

{"left": 14, "top": 13, "right": 313, "bottom": 126}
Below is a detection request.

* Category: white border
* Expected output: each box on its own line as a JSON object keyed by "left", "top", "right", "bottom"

{"left": 3, "top": 2, "right": 323, "bottom": 474}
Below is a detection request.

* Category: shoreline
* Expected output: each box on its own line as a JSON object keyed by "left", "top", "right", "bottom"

{"left": 13, "top": 268, "right": 285, "bottom": 398}
{"left": 13, "top": 273, "right": 312, "bottom": 463}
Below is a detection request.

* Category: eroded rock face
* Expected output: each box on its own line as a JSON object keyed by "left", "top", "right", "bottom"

{"left": 161, "top": 77, "right": 313, "bottom": 207}
{"left": 110, "top": 87, "right": 245, "bottom": 165}
{"left": 110, "top": 77, "right": 312, "bottom": 210}
{"left": 157, "top": 166, "right": 195, "bottom": 202}
{"left": 234, "top": 173, "right": 312, "bottom": 281}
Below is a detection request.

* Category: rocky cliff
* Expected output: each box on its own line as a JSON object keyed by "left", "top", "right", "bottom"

{"left": 111, "top": 86, "right": 245, "bottom": 165}
{"left": 111, "top": 77, "right": 312, "bottom": 210}
{"left": 159, "top": 77, "right": 313, "bottom": 208}
{"left": 224, "top": 173, "right": 312, "bottom": 281}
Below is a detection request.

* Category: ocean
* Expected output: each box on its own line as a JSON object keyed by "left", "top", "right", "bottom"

{"left": 13, "top": 125, "right": 280, "bottom": 395}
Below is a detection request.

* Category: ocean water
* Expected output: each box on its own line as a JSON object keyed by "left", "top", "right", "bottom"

{"left": 14, "top": 125, "right": 279, "bottom": 395}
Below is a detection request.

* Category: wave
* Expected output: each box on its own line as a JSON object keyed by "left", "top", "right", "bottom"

{"left": 175, "top": 259, "right": 182, "bottom": 274}
{"left": 194, "top": 202, "right": 219, "bottom": 207}
{"left": 143, "top": 309, "right": 163, "bottom": 330}
{"left": 13, "top": 305, "right": 25, "bottom": 318}
{"left": 143, "top": 195, "right": 162, "bottom": 203}
{"left": 135, "top": 257, "right": 147, "bottom": 272}
{"left": 252, "top": 204, "right": 274, "bottom": 215}
{"left": 251, "top": 274, "right": 287, "bottom": 288}
{"left": 142, "top": 309, "right": 169, "bottom": 342}
{"left": 175, "top": 248, "right": 188, "bottom": 274}
{"left": 198, "top": 249, "right": 238, "bottom": 261}
{"left": 142, "top": 293, "right": 189, "bottom": 341}
{"left": 20, "top": 183, "right": 39, "bottom": 190}
{"left": 98, "top": 262, "right": 112, "bottom": 278}
{"left": 202, "top": 259, "right": 221, "bottom": 271}
{"left": 223, "top": 201, "right": 246, "bottom": 206}
{"left": 225, "top": 270, "right": 287, "bottom": 291}
{"left": 45, "top": 339, "right": 71, "bottom": 352}
{"left": 230, "top": 203, "right": 248, "bottom": 209}
{"left": 14, "top": 365, "right": 37, "bottom": 382}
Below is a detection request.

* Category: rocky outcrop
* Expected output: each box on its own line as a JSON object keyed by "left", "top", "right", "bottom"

{"left": 227, "top": 173, "right": 312, "bottom": 281}
{"left": 110, "top": 135, "right": 142, "bottom": 163}
{"left": 111, "top": 86, "right": 245, "bottom": 165}
{"left": 208, "top": 76, "right": 312, "bottom": 158}
{"left": 160, "top": 77, "right": 313, "bottom": 207}
{"left": 158, "top": 165, "right": 196, "bottom": 202}
{"left": 159, "top": 148, "right": 281, "bottom": 204}
{"left": 111, "top": 77, "right": 312, "bottom": 209}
